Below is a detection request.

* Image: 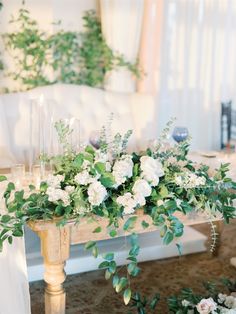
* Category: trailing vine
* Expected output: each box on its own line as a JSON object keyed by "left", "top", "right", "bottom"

{"left": 2, "top": 6, "right": 141, "bottom": 91}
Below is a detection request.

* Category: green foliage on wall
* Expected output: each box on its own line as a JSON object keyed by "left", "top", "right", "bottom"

{"left": 3, "top": 7, "right": 141, "bottom": 91}
{"left": 0, "top": 1, "right": 3, "bottom": 71}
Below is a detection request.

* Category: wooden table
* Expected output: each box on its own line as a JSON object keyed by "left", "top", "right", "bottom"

{"left": 28, "top": 212, "right": 222, "bottom": 314}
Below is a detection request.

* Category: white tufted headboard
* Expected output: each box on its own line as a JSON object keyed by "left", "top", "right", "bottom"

{"left": 0, "top": 84, "right": 157, "bottom": 167}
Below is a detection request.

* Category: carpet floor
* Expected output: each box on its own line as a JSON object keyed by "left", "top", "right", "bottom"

{"left": 30, "top": 220, "right": 236, "bottom": 314}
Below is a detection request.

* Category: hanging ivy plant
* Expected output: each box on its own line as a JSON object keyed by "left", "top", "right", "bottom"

{"left": 2, "top": 7, "right": 141, "bottom": 91}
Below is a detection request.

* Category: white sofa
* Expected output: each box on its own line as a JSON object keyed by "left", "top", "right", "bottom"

{"left": 0, "top": 83, "right": 157, "bottom": 167}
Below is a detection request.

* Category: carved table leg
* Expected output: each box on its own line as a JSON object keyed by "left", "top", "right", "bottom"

{"left": 30, "top": 222, "right": 70, "bottom": 314}
{"left": 44, "top": 262, "right": 66, "bottom": 314}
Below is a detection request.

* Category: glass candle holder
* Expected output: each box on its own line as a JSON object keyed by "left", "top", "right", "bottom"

{"left": 32, "top": 164, "right": 41, "bottom": 190}
{"left": 11, "top": 164, "right": 25, "bottom": 189}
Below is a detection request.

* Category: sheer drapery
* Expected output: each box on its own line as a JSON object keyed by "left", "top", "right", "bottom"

{"left": 156, "top": 0, "right": 236, "bottom": 150}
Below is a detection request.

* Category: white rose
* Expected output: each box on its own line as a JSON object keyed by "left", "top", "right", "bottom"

{"left": 47, "top": 187, "right": 70, "bottom": 206}
{"left": 218, "top": 294, "right": 227, "bottom": 304}
{"left": 140, "top": 156, "right": 164, "bottom": 186}
{"left": 117, "top": 192, "right": 136, "bottom": 215}
{"left": 132, "top": 179, "right": 152, "bottom": 198}
{"left": 225, "top": 296, "right": 236, "bottom": 309}
{"left": 74, "top": 170, "right": 91, "bottom": 185}
{"left": 112, "top": 155, "right": 133, "bottom": 186}
{"left": 46, "top": 174, "right": 64, "bottom": 188}
{"left": 65, "top": 185, "right": 75, "bottom": 194}
{"left": 105, "top": 161, "right": 112, "bottom": 172}
{"left": 133, "top": 194, "right": 146, "bottom": 207}
{"left": 87, "top": 181, "right": 107, "bottom": 206}
{"left": 196, "top": 298, "right": 217, "bottom": 314}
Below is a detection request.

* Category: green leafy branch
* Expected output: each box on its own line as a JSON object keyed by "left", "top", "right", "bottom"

{"left": 2, "top": 7, "right": 141, "bottom": 91}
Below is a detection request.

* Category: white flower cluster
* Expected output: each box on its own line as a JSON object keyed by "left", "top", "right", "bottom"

{"left": 74, "top": 170, "right": 93, "bottom": 185}
{"left": 140, "top": 156, "right": 164, "bottom": 186}
{"left": 218, "top": 294, "right": 236, "bottom": 313}
{"left": 191, "top": 295, "right": 236, "bottom": 314}
{"left": 175, "top": 172, "right": 206, "bottom": 189}
{"left": 112, "top": 154, "right": 133, "bottom": 187}
{"left": 46, "top": 174, "right": 71, "bottom": 206}
{"left": 166, "top": 156, "right": 187, "bottom": 168}
{"left": 74, "top": 159, "right": 99, "bottom": 185}
{"left": 87, "top": 181, "right": 107, "bottom": 206}
{"left": 47, "top": 187, "right": 70, "bottom": 206}
{"left": 117, "top": 179, "right": 152, "bottom": 215}
{"left": 46, "top": 174, "right": 64, "bottom": 188}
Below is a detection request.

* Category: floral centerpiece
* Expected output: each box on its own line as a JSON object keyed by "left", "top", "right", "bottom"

{"left": 0, "top": 119, "right": 235, "bottom": 311}
{"left": 168, "top": 278, "right": 236, "bottom": 314}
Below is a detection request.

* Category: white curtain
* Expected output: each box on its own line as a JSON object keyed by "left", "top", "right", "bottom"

{"left": 156, "top": 0, "right": 236, "bottom": 150}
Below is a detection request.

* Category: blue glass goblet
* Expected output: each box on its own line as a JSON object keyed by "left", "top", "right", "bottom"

{"left": 172, "top": 127, "right": 189, "bottom": 143}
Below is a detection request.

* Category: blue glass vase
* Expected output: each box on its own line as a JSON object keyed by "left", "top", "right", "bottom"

{"left": 172, "top": 127, "right": 189, "bottom": 143}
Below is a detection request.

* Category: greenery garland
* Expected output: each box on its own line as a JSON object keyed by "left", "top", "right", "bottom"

{"left": 0, "top": 120, "right": 235, "bottom": 313}
{"left": 2, "top": 6, "right": 141, "bottom": 92}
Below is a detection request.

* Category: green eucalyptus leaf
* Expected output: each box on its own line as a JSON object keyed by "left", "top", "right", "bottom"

{"left": 73, "top": 154, "right": 84, "bottom": 168}
{"left": 12, "top": 229, "right": 23, "bottom": 237}
{"left": 98, "top": 261, "right": 109, "bottom": 269}
{"left": 141, "top": 220, "right": 149, "bottom": 229}
{"left": 85, "top": 145, "right": 95, "bottom": 155}
{"left": 123, "top": 288, "right": 132, "bottom": 305}
{"left": 84, "top": 241, "right": 96, "bottom": 250}
{"left": 109, "top": 229, "right": 117, "bottom": 238}
{"left": 123, "top": 216, "right": 137, "bottom": 232}
{"left": 0, "top": 175, "right": 7, "bottom": 182}
{"left": 108, "top": 260, "right": 116, "bottom": 274}
{"left": 94, "top": 162, "right": 106, "bottom": 174}
{"left": 163, "top": 231, "right": 174, "bottom": 245}
{"left": 100, "top": 173, "right": 115, "bottom": 188}
{"left": 93, "top": 226, "right": 102, "bottom": 233}
{"left": 1, "top": 214, "right": 11, "bottom": 223}
{"left": 116, "top": 277, "right": 128, "bottom": 293}
{"left": 103, "top": 252, "right": 114, "bottom": 261}
{"left": 7, "top": 182, "right": 15, "bottom": 192}
{"left": 112, "top": 275, "right": 119, "bottom": 288}
{"left": 92, "top": 246, "right": 98, "bottom": 258}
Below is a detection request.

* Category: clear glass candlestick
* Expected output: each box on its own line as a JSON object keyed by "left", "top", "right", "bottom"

{"left": 11, "top": 164, "right": 26, "bottom": 189}
{"left": 32, "top": 164, "right": 41, "bottom": 190}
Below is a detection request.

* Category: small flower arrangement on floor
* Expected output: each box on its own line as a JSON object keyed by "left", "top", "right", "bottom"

{"left": 0, "top": 118, "right": 235, "bottom": 311}
{"left": 168, "top": 278, "right": 236, "bottom": 314}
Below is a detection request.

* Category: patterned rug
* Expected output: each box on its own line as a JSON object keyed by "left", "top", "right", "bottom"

{"left": 30, "top": 220, "right": 236, "bottom": 313}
